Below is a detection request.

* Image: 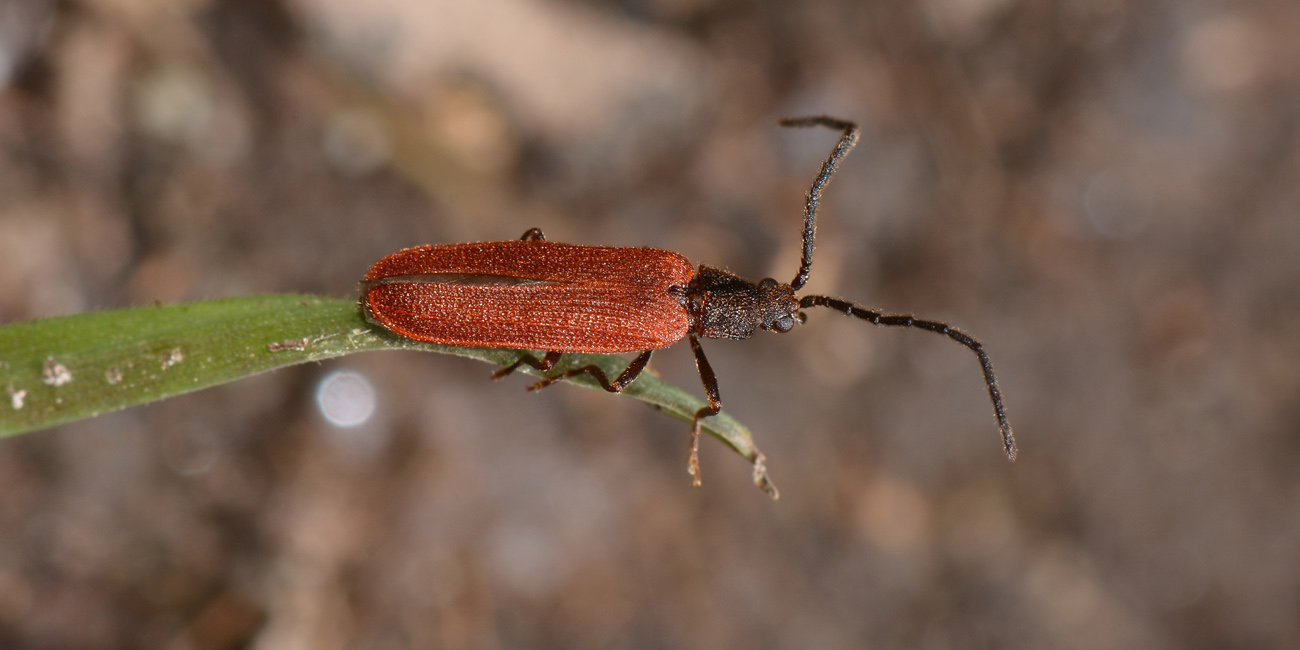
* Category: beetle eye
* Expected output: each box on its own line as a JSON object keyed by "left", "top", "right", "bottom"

{"left": 772, "top": 315, "right": 795, "bottom": 333}
{"left": 758, "top": 278, "right": 778, "bottom": 289}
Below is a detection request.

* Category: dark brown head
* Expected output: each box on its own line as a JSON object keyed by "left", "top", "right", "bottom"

{"left": 684, "top": 266, "right": 800, "bottom": 341}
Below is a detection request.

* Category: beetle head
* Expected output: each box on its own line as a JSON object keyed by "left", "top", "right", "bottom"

{"left": 755, "top": 277, "right": 802, "bottom": 334}
{"left": 689, "top": 266, "right": 801, "bottom": 340}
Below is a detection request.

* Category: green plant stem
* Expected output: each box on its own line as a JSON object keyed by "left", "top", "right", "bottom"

{"left": 0, "top": 295, "right": 777, "bottom": 497}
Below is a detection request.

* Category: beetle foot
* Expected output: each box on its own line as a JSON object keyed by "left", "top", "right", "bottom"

{"left": 687, "top": 424, "right": 702, "bottom": 487}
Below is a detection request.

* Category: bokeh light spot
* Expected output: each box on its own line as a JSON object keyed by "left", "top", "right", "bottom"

{"left": 316, "top": 371, "right": 377, "bottom": 427}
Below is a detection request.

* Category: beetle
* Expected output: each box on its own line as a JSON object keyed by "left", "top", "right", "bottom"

{"left": 361, "top": 116, "right": 1016, "bottom": 485}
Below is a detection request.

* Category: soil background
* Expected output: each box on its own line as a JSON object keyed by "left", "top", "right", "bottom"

{"left": 2, "top": 0, "right": 1298, "bottom": 648}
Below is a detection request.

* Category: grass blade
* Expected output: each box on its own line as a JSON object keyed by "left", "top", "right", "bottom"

{"left": 0, "top": 295, "right": 776, "bottom": 496}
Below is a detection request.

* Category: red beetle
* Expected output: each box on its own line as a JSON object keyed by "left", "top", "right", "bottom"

{"left": 362, "top": 117, "right": 1016, "bottom": 485}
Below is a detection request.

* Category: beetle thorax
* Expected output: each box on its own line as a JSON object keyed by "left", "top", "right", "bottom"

{"left": 678, "top": 265, "right": 800, "bottom": 340}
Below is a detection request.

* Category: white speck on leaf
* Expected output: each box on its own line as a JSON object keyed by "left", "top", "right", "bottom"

{"left": 267, "top": 338, "right": 309, "bottom": 352}
{"left": 42, "top": 358, "right": 72, "bottom": 386}
{"left": 161, "top": 347, "right": 184, "bottom": 369}
{"left": 8, "top": 386, "right": 25, "bottom": 410}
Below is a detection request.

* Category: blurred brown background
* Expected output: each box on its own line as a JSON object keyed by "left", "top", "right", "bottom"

{"left": 2, "top": 0, "right": 1299, "bottom": 648}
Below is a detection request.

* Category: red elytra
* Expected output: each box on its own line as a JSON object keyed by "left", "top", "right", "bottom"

{"left": 362, "top": 116, "right": 1017, "bottom": 491}
{"left": 362, "top": 241, "right": 695, "bottom": 352}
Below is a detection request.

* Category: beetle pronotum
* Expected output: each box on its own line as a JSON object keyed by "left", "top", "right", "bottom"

{"left": 361, "top": 116, "right": 1016, "bottom": 486}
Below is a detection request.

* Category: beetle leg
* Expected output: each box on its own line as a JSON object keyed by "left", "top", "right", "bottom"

{"left": 526, "top": 350, "right": 652, "bottom": 394}
{"left": 687, "top": 335, "right": 722, "bottom": 487}
{"left": 520, "top": 228, "right": 546, "bottom": 242}
{"left": 491, "top": 350, "right": 563, "bottom": 381}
